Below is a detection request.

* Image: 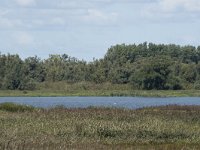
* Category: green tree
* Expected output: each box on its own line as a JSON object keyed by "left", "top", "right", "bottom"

{"left": 2, "top": 54, "right": 23, "bottom": 90}
{"left": 131, "top": 56, "right": 172, "bottom": 90}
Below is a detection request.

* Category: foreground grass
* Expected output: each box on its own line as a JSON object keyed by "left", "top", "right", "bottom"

{"left": 0, "top": 103, "right": 200, "bottom": 149}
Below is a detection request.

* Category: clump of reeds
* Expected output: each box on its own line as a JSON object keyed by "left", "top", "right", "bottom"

{"left": 0, "top": 102, "right": 34, "bottom": 112}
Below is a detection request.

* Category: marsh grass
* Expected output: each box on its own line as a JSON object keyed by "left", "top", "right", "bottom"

{"left": 1, "top": 89, "right": 200, "bottom": 97}
{"left": 0, "top": 103, "right": 200, "bottom": 149}
{"left": 1, "top": 82, "right": 200, "bottom": 97}
{"left": 0, "top": 102, "right": 34, "bottom": 112}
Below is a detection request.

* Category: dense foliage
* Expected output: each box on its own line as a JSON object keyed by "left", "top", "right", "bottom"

{"left": 1, "top": 42, "right": 200, "bottom": 90}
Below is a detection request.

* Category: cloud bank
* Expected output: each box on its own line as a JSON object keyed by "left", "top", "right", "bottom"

{"left": 0, "top": 0, "right": 199, "bottom": 60}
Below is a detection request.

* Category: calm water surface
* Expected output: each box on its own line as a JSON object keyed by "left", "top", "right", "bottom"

{"left": 0, "top": 97, "right": 200, "bottom": 109}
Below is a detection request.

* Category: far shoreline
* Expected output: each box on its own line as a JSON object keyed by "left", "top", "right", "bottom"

{"left": 0, "top": 90, "right": 200, "bottom": 97}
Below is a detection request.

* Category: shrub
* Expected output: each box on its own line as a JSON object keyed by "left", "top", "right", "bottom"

{"left": 194, "top": 81, "right": 200, "bottom": 90}
{"left": 0, "top": 102, "right": 34, "bottom": 112}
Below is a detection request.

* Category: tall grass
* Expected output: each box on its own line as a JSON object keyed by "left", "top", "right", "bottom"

{"left": 0, "top": 103, "right": 200, "bottom": 149}
{"left": 1, "top": 81, "right": 200, "bottom": 97}
{"left": 0, "top": 102, "right": 34, "bottom": 112}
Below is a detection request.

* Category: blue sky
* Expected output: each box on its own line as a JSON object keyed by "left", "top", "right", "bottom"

{"left": 0, "top": 0, "right": 200, "bottom": 61}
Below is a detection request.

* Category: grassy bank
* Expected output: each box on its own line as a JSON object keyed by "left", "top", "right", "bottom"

{"left": 0, "top": 103, "right": 200, "bottom": 149}
{"left": 0, "top": 82, "right": 200, "bottom": 97}
{"left": 1, "top": 89, "right": 200, "bottom": 97}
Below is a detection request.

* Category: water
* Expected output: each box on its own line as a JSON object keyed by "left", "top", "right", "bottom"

{"left": 0, "top": 97, "right": 200, "bottom": 109}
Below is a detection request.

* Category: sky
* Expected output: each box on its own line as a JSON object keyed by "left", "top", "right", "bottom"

{"left": 0, "top": 0, "right": 200, "bottom": 61}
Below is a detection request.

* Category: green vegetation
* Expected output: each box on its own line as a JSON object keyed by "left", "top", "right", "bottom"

{"left": 1, "top": 43, "right": 200, "bottom": 92}
{"left": 1, "top": 89, "right": 200, "bottom": 97}
{"left": 0, "top": 102, "right": 34, "bottom": 112}
{"left": 1, "top": 82, "right": 200, "bottom": 97}
{"left": 0, "top": 103, "right": 200, "bottom": 149}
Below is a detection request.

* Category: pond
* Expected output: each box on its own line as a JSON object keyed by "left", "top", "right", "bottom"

{"left": 0, "top": 97, "right": 200, "bottom": 109}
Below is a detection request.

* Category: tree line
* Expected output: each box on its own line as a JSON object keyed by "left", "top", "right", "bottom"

{"left": 1, "top": 42, "right": 200, "bottom": 90}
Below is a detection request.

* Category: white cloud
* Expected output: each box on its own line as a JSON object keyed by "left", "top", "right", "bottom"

{"left": 159, "top": 0, "right": 200, "bottom": 12}
{"left": 1, "top": 0, "right": 199, "bottom": 30}
{"left": 31, "top": 17, "right": 67, "bottom": 28}
{"left": 82, "top": 9, "right": 118, "bottom": 25}
{"left": 39, "top": 0, "right": 150, "bottom": 9}
{"left": 0, "top": 18, "right": 14, "bottom": 28}
{"left": 0, "top": 10, "right": 10, "bottom": 16}
{"left": 14, "top": 32, "right": 34, "bottom": 45}
{"left": 15, "top": 0, "right": 36, "bottom": 7}
{"left": 0, "top": 18, "right": 23, "bottom": 29}
{"left": 50, "top": 17, "right": 66, "bottom": 26}
{"left": 146, "top": 0, "right": 200, "bottom": 13}
{"left": 141, "top": 0, "right": 200, "bottom": 22}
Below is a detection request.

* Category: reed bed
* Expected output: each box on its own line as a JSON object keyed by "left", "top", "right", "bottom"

{"left": 0, "top": 103, "right": 200, "bottom": 149}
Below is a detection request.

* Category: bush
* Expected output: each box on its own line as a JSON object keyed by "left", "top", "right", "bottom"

{"left": 19, "top": 79, "right": 37, "bottom": 90}
{"left": 166, "top": 77, "right": 183, "bottom": 90}
{"left": 194, "top": 81, "right": 200, "bottom": 90}
{"left": 0, "top": 102, "right": 34, "bottom": 112}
